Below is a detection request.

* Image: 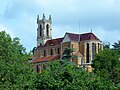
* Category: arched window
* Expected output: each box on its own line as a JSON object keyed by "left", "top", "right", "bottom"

{"left": 57, "top": 48, "right": 60, "bottom": 54}
{"left": 40, "top": 24, "right": 42, "bottom": 36}
{"left": 95, "top": 44, "right": 96, "bottom": 53}
{"left": 36, "top": 65, "right": 39, "bottom": 72}
{"left": 92, "top": 43, "right": 96, "bottom": 60}
{"left": 46, "top": 24, "right": 49, "bottom": 37}
{"left": 86, "top": 43, "right": 89, "bottom": 63}
{"left": 98, "top": 43, "right": 99, "bottom": 49}
{"left": 50, "top": 49, "right": 53, "bottom": 55}
{"left": 98, "top": 43, "right": 99, "bottom": 51}
{"left": 43, "top": 50, "right": 46, "bottom": 56}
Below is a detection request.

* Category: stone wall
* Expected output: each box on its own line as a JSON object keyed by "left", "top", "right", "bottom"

{"left": 35, "top": 45, "right": 61, "bottom": 58}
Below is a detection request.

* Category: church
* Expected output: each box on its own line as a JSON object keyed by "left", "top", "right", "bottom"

{"left": 32, "top": 14, "right": 103, "bottom": 72}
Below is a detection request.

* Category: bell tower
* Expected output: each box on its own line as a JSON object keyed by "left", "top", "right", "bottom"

{"left": 37, "top": 14, "right": 52, "bottom": 46}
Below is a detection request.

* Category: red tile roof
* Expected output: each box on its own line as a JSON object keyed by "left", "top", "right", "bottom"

{"left": 66, "top": 32, "right": 100, "bottom": 41}
{"left": 45, "top": 38, "right": 63, "bottom": 46}
{"left": 32, "top": 54, "right": 60, "bottom": 63}
{"left": 37, "top": 38, "right": 63, "bottom": 49}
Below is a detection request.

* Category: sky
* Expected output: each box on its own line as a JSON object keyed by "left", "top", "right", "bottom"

{"left": 0, "top": 0, "right": 120, "bottom": 51}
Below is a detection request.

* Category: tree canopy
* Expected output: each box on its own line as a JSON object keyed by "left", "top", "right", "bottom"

{"left": 0, "top": 31, "right": 35, "bottom": 89}
{"left": 112, "top": 40, "right": 120, "bottom": 53}
{"left": 92, "top": 49, "right": 120, "bottom": 84}
{"left": 33, "top": 60, "right": 119, "bottom": 90}
{"left": 61, "top": 47, "right": 77, "bottom": 60}
{"left": 0, "top": 31, "right": 120, "bottom": 89}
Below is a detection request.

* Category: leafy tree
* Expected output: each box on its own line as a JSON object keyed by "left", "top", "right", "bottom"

{"left": 1, "top": 31, "right": 119, "bottom": 89}
{"left": 0, "top": 31, "right": 35, "bottom": 89}
{"left": 103, "top": 44, "right": 110, "bottom": 49}
{"left": 92, "top": 49, "right": 120, "bottom": 84}
{"left": 112, "top": 40, "right": 120, "bottom": 53}
{"left": 61, "top": 47, "right": 77, "bottom": 60}
{"left": 34, "top": 60, "right": 118, "bottom": 90}
{"left": 103, "top": 42, "right": 110, "bottom": 49}
{"left": 32, "top": 47, "right": 36, "bottom": 55}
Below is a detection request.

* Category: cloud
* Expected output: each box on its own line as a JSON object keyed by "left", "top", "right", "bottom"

{"left": 4, "top": 0, "right": 120, "bottom": 30}
{"left": 0, "top": 24, "right": 8, "bottom": 32}
{"left": 0, "top": 24, "right": 14, "bottom": 37}
{"left": 0, "top": 0, "right": 120, "bottom": 51}
{"left": 31, "top": 0, "right": 120, "bottom": 31}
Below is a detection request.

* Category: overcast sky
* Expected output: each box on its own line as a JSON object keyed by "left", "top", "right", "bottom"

{"left": 0, "top": 0, "right": 120, "bottom": 51}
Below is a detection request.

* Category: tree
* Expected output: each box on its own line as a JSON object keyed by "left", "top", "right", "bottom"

{"left": 61, "top": 47, "right": 77, "bottom": 60}
{"left": 33, "top": 60, "right": 118, "bottom": 90}
{"left": 0, "top": 31, "right": 35, "bottom": 89}
{"left": 32, "top": 47, "right": 36, "bottom": 55}
{"left": 1, "top": 31, "right": 119, "bottom": 89}
{"left": 33, "top": 48, "right": 119, "bottom": 89}
{"left": 92, "top": 49, "right": 120, "bottom": 84}
{"left": 112, "top": 40, "right": 120, "bottom": 53}
{"left": 103, "top": 44, "right": 110, "bottom": 49}
{"left": 103, "top": 42, "right": 110, "bottom": 49}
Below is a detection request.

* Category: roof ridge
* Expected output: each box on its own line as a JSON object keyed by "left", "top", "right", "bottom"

{"left": 66, "top": 32, "right": 99, "bottom": 41}
{"left": 66, "top": 32, "right": 93, "bottom": 35}
{"left": 67, "top": 32, "right": 79, "bottom": 35}
{"left": 47, "top": 37, "right": 64, "bottom": 41}
{"left": 80, "top": 32, "right": 93, "bottom": 35}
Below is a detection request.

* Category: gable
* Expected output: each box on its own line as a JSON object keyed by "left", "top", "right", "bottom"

{"left": 62, "top": 34, "right": 71, "bottom": 42}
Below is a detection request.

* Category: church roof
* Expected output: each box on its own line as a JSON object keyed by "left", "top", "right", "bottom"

{"left": 37, "top": 38, "right": 63, "bottom": 49}
{"left": 66, "top": 32, "right": 100, "bottom": 41}
{"left": 32, "top": 54, "right": 60, "bottom": 63}
{"left": 45, "top": 38, "right": 63, "bottom": 46}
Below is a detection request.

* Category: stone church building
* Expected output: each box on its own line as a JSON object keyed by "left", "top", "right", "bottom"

{"left": 32, "top": 14, "right": 103, "bottom": 72}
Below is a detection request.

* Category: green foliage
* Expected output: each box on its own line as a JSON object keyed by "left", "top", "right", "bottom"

{"left": 112, "top": 40, "right": 120, "bottom": 54}
{"left": 0, "top": 31, "right": 35, "bottom": 89}
{"left": 103, "top": 42, "right": 110, "bottom": 49}
{"left": 34, "top": 60, "right": 118, "bottom": 90}
{"left": 112, "top": 40, "right": 120, "bottom": 50}
{"left": 62, "top": 47, "right": 77, "bottom": 60}
{"left": 0, "top": 31, "right": 119, "bottom": 89}
{"left": 92, "top": 49, "right": 120, "bottom": 84}
{"left": 103, "top": 44, "right": 110, "bottom": 49}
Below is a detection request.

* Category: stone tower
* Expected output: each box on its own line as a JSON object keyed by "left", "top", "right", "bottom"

{"left": 37, "top": 14, "right": 52, "bottom": 46}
